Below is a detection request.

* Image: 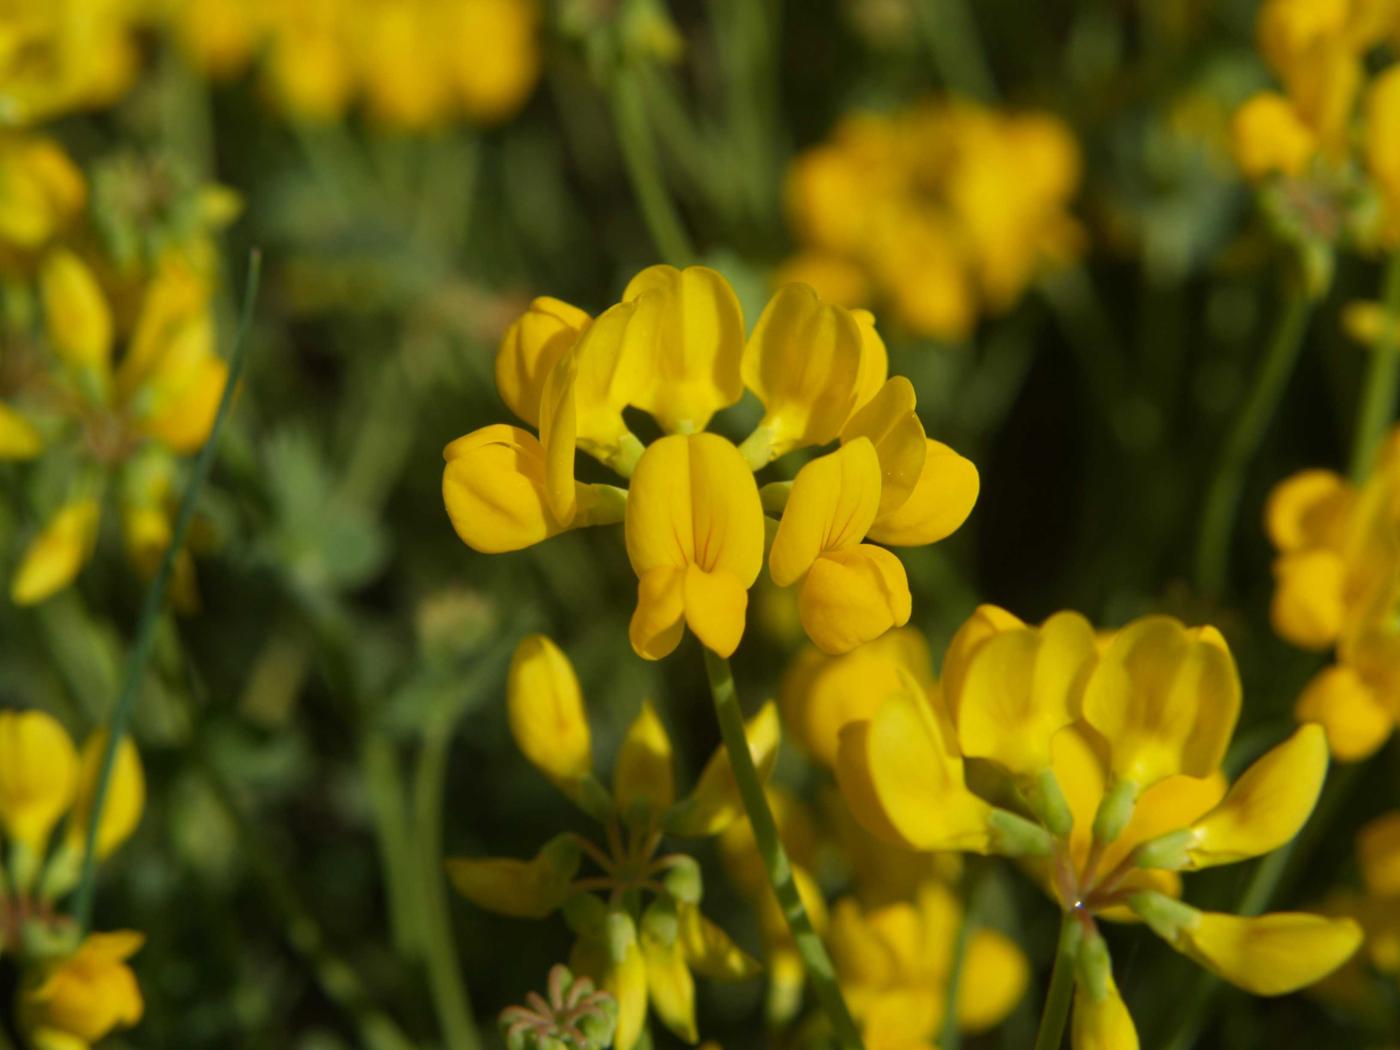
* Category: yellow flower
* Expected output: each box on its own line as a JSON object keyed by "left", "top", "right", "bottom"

{"left": 1072, "top": 966, "right": 1139, "bottom": 1050}
{"left": 769, "top": 439, "right": 912, "bottom": 654}
{"left": 0, "top": 133, "right": 85, "bottom": 252}
{"left": 506, "top": 634, "right": 593, "bottom": 795}
{"left": 0, "top": 401, "right": 43, "bottom": 459}
{"left": 624, "top": 433, "right": 764, "bottom": 660}
{"left": 1295, "top": 664, "right": 1395, "bottom": 761}
{"left": 1231, "top": 92, "right": 1318, "bottom": 178}
{"left": 495, "top": 296, "right": 592, "bottom": 428}
{"left": 40, "top": 248, "right": 113, "bottom": 369}
{"left": 0, "top": 709, "right": 79, "bottom": 855}
{"left": 22, "top": 931, "right": 144, "bottom": 1048}
{"left": 67, "top": 731, "right": 145, "bottom": 861}
{"left": 828, "top": 881, "right": 1028, "bottom": 1047}
{"left": 453, "top": 0, "right": 542, "bottom": 124}
{"left": 11, "top": 499, "right": 101, "bottom": 607}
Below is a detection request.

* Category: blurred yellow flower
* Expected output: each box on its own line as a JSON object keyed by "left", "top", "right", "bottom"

{"left": 21, "top": 931, "right": 145, "bottom": 1049}
{"left": 0, "top": 709, "right": 79, "bottom": 858}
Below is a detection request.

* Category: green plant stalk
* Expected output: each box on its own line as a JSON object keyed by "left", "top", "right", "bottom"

{"left": 362, "top": 732, "right": 428, "bottom": 961}
{"left": 1194, "top": 290, "right": 1312, "bottom": 597}
{"left": 71, "top": 251, "right": 262, "bottom": 932}
{"left": 413, "top": 707, "right": 481, "bottom": 1050}
{"left": 702, "top": 649, "right": 864, "bottom": 1050}
{"left": 1349, "top": 253, "right": 1400, "bottom": 481}
{"left": 917, "top": 0, "right": 998, "bottom": 101}
{"left": 1032, "top": 914, "right": 1078, "bottom": 1050}
{"left": 610, "top": 63, "right": 695, "bottom": 268}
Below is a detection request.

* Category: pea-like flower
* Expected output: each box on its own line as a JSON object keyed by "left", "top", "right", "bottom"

{"left": 20, "top": 930, "right": 145, "bottom": 1050}
{"left": 443, "top": 266, "right": 978, "bottom": 661}
{"left": 836, "top": 605, "right": 1362, "bottom": 1047}
{"left": 448, "top": 635, "right": 772, "bottom": 1049}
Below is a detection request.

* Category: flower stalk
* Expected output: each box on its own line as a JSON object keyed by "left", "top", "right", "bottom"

{"left": 1349, "top": 252, "right": 1400, "bottom": 481}
{"left": 1032, "top": 912, "right": 1081, "bottom": 1050}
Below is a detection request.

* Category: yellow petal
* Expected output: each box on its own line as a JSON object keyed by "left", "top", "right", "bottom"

{"left": 629, "top": 566, "right": 687, "bottom": 661}
{"left": 770, "top": 438, "right": 883, "bottom": 587}
{"left": 1294, "top": 664, "right": 1394, "bottom": 762}
{"left": 1264, "top": 469, "right": 1350, "bottom": 553}
{"left": 622, "top": 264, "right": 745, "bottom": 433}
{"left": 1072, "top": 975, "right": 1139, "bottom": 1050}
{"left": 607, "top": 917, "right": 649, "bottom": 1050}
{"left": 442, "top": 425, "right": 575, "bottom": 553}
{"left": 678, "top": 902, "right": 762, "bottom": 980}
{"left": 850, "top": 309, "right": 889, "bottom": 414}
{"left": 0, "top": 709, "right": 79, "bottom": 853}
{"left": 952, "top": 610, "right": 1097, "bottom": 777}
{"left": 1177, "top": 910, "right": 1363, "bottom": 996}
{"left": 0, "top": 402, "right": 42, "bottom": 459}
{"left": 446, "top": 835, "right": 580, "bottom": 918}
{"left": 25, "top": 931, "right": 144, "bottom": 1044}
{"left": 959, "top": 927, "right": 1029, "bottom": 1031}
{"left": 68, "top": 732, "right": 145, "bottom": 860}
{"left": 1183, "top": 724, "right": 1328, "bottom": 869}
{"left": 641, "top": 920, "right": 699, "bottom": 1043}
{"left": 669, "top": 702, "right": 780, "bottom": 836}
{"left": 779, "top": 628, "right": 934, "bottom": 768}
{"left": 940, "top": 605, "right": 1026, "bottom": 721}
{"left": 614, "top": 700, "right": 675, "bottom": 823}
{"left": 571, "top": 300, "right": 645, "bottom": 455}
{"left": 742, "top": 283, "right": 865, "bottom": 455}
{"left": 1080, "top": 616, "right": 1241, "bottom": 788}
{"left": 797, "top": 544, "right": 912, "bottom": 655}
{"left": 867, "top": 439, "right": 980, "bottom": 547}
{"left": 139, "top": 344, "right": 228, "bottom": 454}
{"left": 495, "top": 296, "right": 590, "bottom": 427}
{"left": 840, "top": 377, "right": 927, "bottom": 515}
{"left": 537, "top": 352, "right": 579, "bottom": 522}
{"left": 11, "top": 499, "right": 101, "bottom": 606}
{"left": 40, "top": 248, "right": 112, "bottom": 369}
{"left": 682, "top": 563, "right": 750, "bottom": 658}
{"left": 1270, "top": 550, "right": 1346, "bottom": 650}
{"left": 506, "top": 635, "right": 591, "bottom": 789}
{"left": 1231, "top": 92, "right": 1317, "bottom": 179}
{"left": 837, "top": 671, "right": 993, "bottom": 852}
{"left": 1358, "top": 810, "right": 1400, "bottom": 897}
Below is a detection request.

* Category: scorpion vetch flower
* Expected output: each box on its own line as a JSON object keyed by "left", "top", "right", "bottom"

{"left": 624, "top": 433, "right": 764, "bottom": 660}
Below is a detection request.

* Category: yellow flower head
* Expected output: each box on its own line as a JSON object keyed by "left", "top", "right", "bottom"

{"left": 10, "top": 499, "right": 101, "bottom": 607}
{"left": 0, "top": 709, "right": 79, "bottom": 854}
{"left": 22, "top": 931, "right": 145, "bottom": 1046}
{"left": 0, "top": 133, "right": 85, "bottom": 253}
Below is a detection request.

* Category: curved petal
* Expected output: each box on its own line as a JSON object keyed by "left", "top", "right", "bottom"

{"left": 537, "top": 352, "right": 579, "bottom": 523}
{"left": 629, "top": 566, "right": 687, "bottom": 662}
{"left": 840, "top": 377, "right": 927, "bottom": 515}
{"left": 506, "top": 635, "right": 591, "bottom": 788}
{"left": 40, "top": 247, "right": 113, "bottom": 369}
{"left": 11, "top": 499, "right": 101, "bottom": 606}
{"left": 1270, "top": 550, "right": 1347, "bottom": 650}
{"left": 959, "top": 927, "right": 1029, "bottom": 1031}
{"left": 495, "top": 296, "right": 590, "bottom": 427}
{"left": 614, "top": 700, "right": 675, "bottom": 821}
{"left": 941, "top": 604, "right": 1026, "bottom": 723}
{"left": 1358, "top": 811, "right": 1400, "bottom": 897}
{"left": 1072, "top": 974, "right": 1139, "bottom": 1050}
{"left": 1293, "top": 664, "right": 1393, "bottom": 762}
{"left": 683, "top": 565, "right": 749, "bottom": 658}
{"left": 0, "top": 401, "right": 43, "bottom": 459}
{"left": 867, "top": 439, "right": 979, "bottom": 547}
{"left": 770, "top": 438, "right": 883, "bottom": 587}
{"left": 0, "top": 710, "right": 79, "bottom": 854}
{"left": 69, "top": 732, "right": 144, "bottom": 861}
{"left": 798, "top": 545, "right": 911, "bottom": 655}
{"left": 442, "top": 425, "right": 573, "bottom": 553}
{"left": 1264, "top": 469, "right": 1350, "bottom": 553}
{"left": 668, "top": 702, "right": 780, "bottom": 837}
{"left": 1179, "top": 911, "right": 1363, "bottom": 996}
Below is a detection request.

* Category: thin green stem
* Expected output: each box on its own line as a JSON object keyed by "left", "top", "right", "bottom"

{"left": 1349, "top": 253, "right": 1400, "bottom": 481}
{"left": 1032, "top": 914, "right": 1079, "bottom": 1050}
{"left": 413, "top": 709, "right": 481, "bottom": 1050}
{"left": 609, "top": 63, "right": 694, "bottom": 267}
{"left": 71, "top": 252, "right": 261, "bottom": 933}
{"left": 362, "top": 732, "right": 427, "bottom": 961}
{"left": 702, "top": 649, "right": 864, "bottom": 1050}
{"left": 917, "top": 0, "right": 998, "bottom": 101}
{"left": 1194, "top": 288, "right": 1312, "bottom": 598}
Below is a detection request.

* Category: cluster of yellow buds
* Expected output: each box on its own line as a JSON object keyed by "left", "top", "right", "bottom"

{"left": 1265, "top": 426, "right": 1400, "bottom": 761}
{"left": 832, "top": 605, "right": 1361, "bottom": 1047}
{"left": 170, "top": 0, "right": 542, "bottom": 128}
{"left": 1230, "top": 0, "right": 1400, "bottom": 282}
{"left": 447, "top": 635, "right": 771, "bottom": 1050}
{"left": 443, "top": 266, "right": 979, "bottom": 659}
{"left": 779, "top": 100, "right": 1083, "bottom": 342}
{"left": 0, "top": 709, "right": 146, "bottom": 1049}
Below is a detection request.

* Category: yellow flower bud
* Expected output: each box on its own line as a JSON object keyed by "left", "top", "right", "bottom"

{"left": 668, "top": 702, "right": 780, "bottom": 836}
{"left": 770, "top": 439, "right": 911, "bottom": 654}
{"left": 624, "top": 433, "right": 764, "bottom": 660}
{"left": 0, "top": 709, "right": 79, "bottom": 854}
{"left": 779, "top": 627, "right": 934, "bottom": 768}
{"left": 446, "top": 834, "right": 581, "bottom": 918}
{"left": 40, "top": 248, "right": 113, "bottom": 369}
{"left": 22, "top": 932, "right": 144, "bottom": 1046}
{"left": 741, "top": 283, "right": 867, "bottom": 459}
{"left": 506, "top": 634, "right": 592, "bottom": 792}
{"left": 613, "top": 700, "right": 674, "bottom": 824}
{"left": 1072, "top": 973, "right": 1139, "bottom": 1050}
{"left": 1358, "top": 811, "right": 1400, "bottom": 897}
{"left": 1080, "top": 616, "right": 1241, "bottom": 790}
{"left": 621, "top": 264, "right": 745, "bottom": 434}
{"left": 835, "top": 670, "right": 994, "bottom": 853}
{"left": 949, "top": 610, "right": 1097, "bottom": 778}
{"left": 1176, "top": 723, "right": 1327, "bottom": 869}
{"left": 1231, "top": 92, "right": 1317, "bottom": 179}
{"left": 495, "top": 296, "right": 591, "bottom": 428}
{"left": 1264, "top": 468, "right": 1350, "bottom": 553}
{"left": 68, "top": 731, "right": 145, "bottom": 860}
{"left": 1294, "top": 664, "right": 1394, "bottom": 761}
{"left": 11, "top": 499, "right": 102, "bottom": 607}
{"left": 0, "top": 402, "right": 42, "bottom": 459}
{"left": 641, "top": 909, "right": 698, "bottom": 1042}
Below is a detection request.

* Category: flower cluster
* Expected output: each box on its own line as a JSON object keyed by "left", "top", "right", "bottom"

{"left": 170, "top": 0, "right": 541, "bottom": 128}
{"left": 447, "top": 635, "right": 771, "bottom": 1050}
{"left": 442, "top": 266, "right": 979, "bottom": 659}
{"left": 0, "top": 709, "right": 146, "bottom": 1049}
{"left": 833, "top": 605, "right": 1362, "bottom": 1047}
{"left": 1230, "top": 0, "right": 1400, "bottom": 280}
{"left": 1265, "top": 426, "right": 1400, "bottom": 761}
{"left": 779, "top": 99, "right": 1083, "bottom": 341}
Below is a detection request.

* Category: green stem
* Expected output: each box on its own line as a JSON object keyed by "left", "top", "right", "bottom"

{"left": 609, "top": 63, "right": 694, "bottom": 267}
{"left": 1032, "top": 914, "right": 1079, "bottom": 1050}
{"left": 917, "top": 0, "right": 998, "bottom": 101}
{"left": 362, "top": 732, "right": 427, "bottom": 961}
{"left": 413, "top": 709, "right": 481, "bottom": 1050}
{"left": 1193, "top": 288, "right": 1312, "bottom": 597}
{"left": 1349, "top": 253, "right": 1400, "bottom": 481}
{"left": 701, "top": 649, "right": 864, "bottom": 1050}
{"left": 71, "top": 252, "right": 261, "bottom": 933}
